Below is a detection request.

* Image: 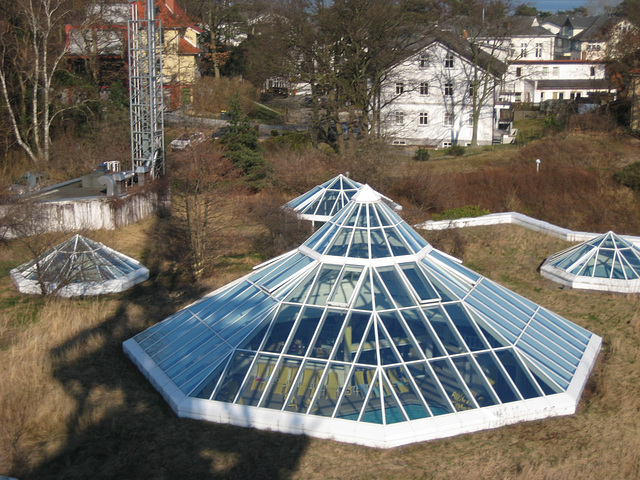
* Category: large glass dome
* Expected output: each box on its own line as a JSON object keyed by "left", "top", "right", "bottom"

{"left": 124, "top": 186, "right": 601, "bottom": 447}
{"left": 11, "top": 234, "right": 149, "bottom": 296}
{"left": 284, "top": 174, "right": 400, "bottom": 225}
{"left": 541, "top": 231, "right": 640, "bottom": 293}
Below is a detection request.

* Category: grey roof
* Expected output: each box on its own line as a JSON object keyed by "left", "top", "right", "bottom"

{"left": 507, "top": 16, "right": 556, "bottom": 37}
{"left": 572, "top": 15, "right": 615, "bottom": 42}
{"left": 541, "top": 15, "right": 569, "bottom": 28}
{"left": 124, "top": 185, "right": 601, "bottom": 447}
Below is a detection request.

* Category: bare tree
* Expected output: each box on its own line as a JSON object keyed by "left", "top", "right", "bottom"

{"left": 0, "top": 0, "right": 86, "bottom": 164}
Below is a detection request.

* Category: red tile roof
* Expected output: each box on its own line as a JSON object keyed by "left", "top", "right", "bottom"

{"left": 179, "top": 37, "right": 201, "bottom": 55}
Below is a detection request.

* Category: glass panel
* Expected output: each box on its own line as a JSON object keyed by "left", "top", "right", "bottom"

{"left": 384, "top": 365, "right": 430, "bottom": 420}
{"left": 401, "top": 309, "right": 446, "bottom": 359}
{"left": 263, "top": 305, "right": 301, "bottom": 353}
{"left": 353, "top": 269, "right": 373, "bottom": 311}
{"left": 335, "top": 367, "right": 366, "bottom": 420}
{"left": 470, "top": 311, "right": 510, "bottom": 348}
{"left": 474, "top": 352, "right": 520, "bottom": 403}
{"left": 444, "top": 303, "right": 488, "bottom": 352}
{"left": 377, "top": 265, "right": 416, "bottom": 308}
{"left": 348, "top": 229, "right": 370, "bottom": 258}
{"left": 311, "top": 223, "right": 340, "bottom": 254}
{"left": 356, "top": 205, "right": 369, "bottom": 227}
{"left": 382, "top": 376, "right": 406, "bottom": 424}
{"left": 356, "top": 321, "right": 378, "bottom": 365}
{"left": 251, "top": 252, "right": 304, "bottom": 286}
{"left": 373, "top": 204, "right": 393, "bottom": 227}
{"left": 368, "top": 206, "right": 381, "bottom": 227}
{"left": 407, "top": 363, "right": 453, "bottom": 415}
{"left": 430, "top": 249, "right": 480, "bottom": 282}
{"left": 284, "top": 266, "right": 319, "bottom": 303}
{"left": 212, "top": 351, "right": 255, "bottom": 402}
{"left": 328, "top": 265, "right": 363, "bottom": 306}
{"left": 397, "top": 221, "right": 427, "bottom": 253}
{"left": 578, "top": 253, "right": 597, "bottom": 277}
{"left": 424, "top": 306, "right": 466, "bottom": 355}
{"left": 260, "top": 358, "right": 303, "bottom": 410}
{"left": 621, "top": 248, "right": 640, "bottom": 270}
{"left": 237, "top": 354, "right": 278, "bottom": 406}
{"left": 612, "top": 252, "right": 627, "bottom": 280}
{"left": 306, "top": 265, "right": 342, "bottom": 306}
{"left": 385, "top": 227, "right": 411, "bottom": 256}
{"left": 495, "top": 349, "right": 542, "bottom": 399}
{"left": 431, "top": 358, "right": 476, "bottom": 412}
{"left": 379, "top": 311, "right": 422, "bottom": 362}
{"left": 316, "top": 191, "right": 339, "bottom": 216}
{"left": 260, "top": 256, "right": 314, "bottom": 292}
{"left": 377, "top": 319, "right": 403, "bottom": 365}
{"left": 360, "top": 375, "right": 383, "bottom": 424}
{"left": 285, "top": 306, "right": 324, "bottom": 356}
{"left": 237, "top": 311, "right": 275, "bottom": 351}
{"left": 372, "top": 270, "right": 394, "bottom": 311}
{"left": 151, "top": 322, "right": 210, "bottom": 363}
{"left": 344, "top": 204, "right": 360, "bottom": 226}
{"left": 400, "top": 263, "right": 439, "bottom": 302}
{"left": 370, "top": 229, "right": 391, "bottom": 259}
{"left": 517, "top": 334, "right": 574, "bottom": 384}
{"left": 593, "top": 252, "right": 613, "bottom": 278}
{"left": 420, "top": 265, "right": 464, "bottom": 301}
{"left": 193, "top": 358, "right": 229, "bottom": 400}
{"left": 310, "top": 363, "right": 349, "bottom": 417}
{"left": 336, "top": 312, "right": 372, "bottom": 362}
{"left": 452, "top": 356, "right": 499, "bottom": 407}
{"left": 309, "top": 310, "right": 346, "bottom": 359}
{"left": 327, "top": 227, "right": 354, "bottom": 256}
{"left": 285, "top": 360, "right": 326, "bottom": 413}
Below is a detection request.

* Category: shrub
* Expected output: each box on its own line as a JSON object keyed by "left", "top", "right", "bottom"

{"left": 446, "top": 144, "right": 465, "bottom": 156}
{"left": 433, "top": 205, "right": 489, "bottom": 221}
{"left": 270, "top": 129, "right": 280, "bottom": 137}
{"left": 614, "top": 162, "right": 640, "bottom": 191}
{"left": 413, "top": 148, "right": 430, "bottom": 162}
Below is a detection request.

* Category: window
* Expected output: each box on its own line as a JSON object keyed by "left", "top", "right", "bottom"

{"left": 540, "top": 92, "right": 545, "bottom": 101}
{"left": 590, "top": 66, "right": 596, "bottom": 76}
{"left": 516, "top": 67, "right": 522, "bottom": 77}
{"left": 535, "top": 43, "right": 543, "bottom": 58}
{"left": 419, "top": 54, "right": 429, "bottom": 68}
{"left": 558, "top": 92, "right": 564, "bottom": 100}
{"left": 542, "top": 67, "right": 549, "bottom": 77}
{"left": 444, "top": 82, "right": 453, "bottom": 96}
{"left": 419, "top": 82, "right": 429, "bottom": 95}
{"left": 419, "top": 112, "right": 429, "bottom": 125}
{"left": 468, "top": 83, "right": 475, "bottom": 97}
{"left": 515, "top": 92, "right": 522, "bottom": 102}
{"left": 395, "top": 82, "right": 404, "bottom": 95}
{"left": 445, "top": 53, "right": 454, "bottom": 68}
{"left": 442, "top": 141, "right": 452, "bottom": 148}
{"left": 468, "top": 112, "right": 474, "bottom": 127}
{"left": 520, "top": 43, "right": 527, "bottom": 57}
{"left": 394, "top": 111, "right": 405, "bottom": 125}
{"left": 444, "top": 112, "right": 454, "bottom": 126}
{"left": 552, "top": 66, "right": 559, "bottom": 77}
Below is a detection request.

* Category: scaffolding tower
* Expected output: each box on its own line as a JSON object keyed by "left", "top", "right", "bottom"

{"left": 128, "top": 0, "right": 165, "bottom": 178}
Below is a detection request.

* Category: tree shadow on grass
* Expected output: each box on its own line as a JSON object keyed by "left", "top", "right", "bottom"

{"left": 26, "top": 273, "right": 310, "bottom": 479}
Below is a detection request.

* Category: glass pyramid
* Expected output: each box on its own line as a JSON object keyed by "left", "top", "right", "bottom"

{"left": 124, "top": 186, "right": 601, "bottom": 448}
{"left": 10, "top": 234, "right": 149, "bottom": 296}
{"left": 541, "top": 231, "right": 640, "bottom": 293}
{"left": 284, "top": 174, "right": 401, "bottom": 225}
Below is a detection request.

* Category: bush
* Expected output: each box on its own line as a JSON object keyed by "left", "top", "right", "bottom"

{"left": 614, "top": 162, "right": 640, "bottom": 191}
{"left": 446, "top": 144, "right": 465, "bottom": 157}
{"left": 413, "top": 148, "right": 430, "bottom": 162}
{"left": 433, "top": 205, "right": 489, "bottom": 221}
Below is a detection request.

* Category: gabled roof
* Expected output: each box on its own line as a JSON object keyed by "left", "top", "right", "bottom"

{"left": 506, "top": 16, "right": 556, "bottom": 37}
{"left": 572, "top": 15, "right": 614, "bottom": 42}
{"left": 124, "top": 185, "right": 601, "bottom": 448}
{"left": 541, "top": 231, "right": 640, "bottom": 293}
{"left": 11, "top": 234, "right": 149, "bottom": 296}
{"left": 284, "top": 174, "right": 401, "bottom": 223}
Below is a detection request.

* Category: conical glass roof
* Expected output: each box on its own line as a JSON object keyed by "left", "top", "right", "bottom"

{"left": 541, "top": 231, "right": 640, "bottom": 293}
{"left": 284, "top": 174, "right": 401, "bottom": 223}
{"left": 10, "top": 234, "right": 149, "bottom": 296}
{"left": 124, "top": 186, "right": 601, "bottom": 447}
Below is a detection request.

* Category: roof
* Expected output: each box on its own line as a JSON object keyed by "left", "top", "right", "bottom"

{"left": 536, "top": 79, "right": 611, "bottom": 90}
{"left": 179, "top": 37, "right": 201, "bottom": 55}
{"left": 10, "top": 234, "right": 149, "bottom": 296}
{"left": 124, "top": 185, "right": 601, "bottom": 448}
{"left": 541, "top": 231, "right": 640, "bottom": 293}
{"left": 506, "top": 16, "right": 555, "bottom": 37}
{"left": 284, "top": 174, "right": 401, "bottom": 223}
{"left": 154, "top": 0, "right": 203, "bottom": 33}
{"left": 572, "top": 15, "right": 614, "bottom": 42}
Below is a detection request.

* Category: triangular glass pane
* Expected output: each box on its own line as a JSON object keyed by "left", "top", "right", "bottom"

{"left": 377, "top": 317, "right": 404, "bottom": 365}
{"left": 285, "top": 306, "right": 324, "bottom": 356}
{"left": 262, "top": 305, "right": 301, "bottom": 353}
{"left": 385, "top": 227, "right": 412, "bottom": 256}
{"left": 335, "top": 367, "right": 367, "bottom": 421}
{"left": 372, "top": 269, "right": 394, "bottom": 311}
{"left": 310, "top": 362, "right": 348, "bottom": 417}
{"left": 406, "top": 363, "right": 453, "bottom": 416}
{"left": 376, "top": 266, "right": 416, "bottom": 308}
{"left": 261, "top": 358, "right": 303, "bottom": 410}
{"left": 444, "top": 303, "right": 489, "bottom": 352}
{"left": 384, "top": 365, "right": 430, "bottom": 420}
{"left": 336, "top": 311, "right": 372, "bottom": 362}
{"left": 400, "top": 308, "right": 446, "bottom": 359}
{"left": 309, "top": 310, "right": 347, "bottom": 360}
{"left": 356, "top": 321, "right": 378, "bottom": 365}
{"left": 353, "top": 269, "right": 373, "bottom": 311}
{"left": 378, "top": 310, "right": 422, "bottom": 362}
{"left": 473, "top": 352, "right": 520, "bottom": 403}
{"left": 495, "top": 349, "right": 542, "bottom": 399}
{"left": 381, "top": 376, "right": 406, "bottom": 424}
{"left": 452, "top": 356, "right": 499, "bottom": 407}
{"left": 285, "top": 359, "right": 326, "bottom": 413}
{"left": 360, "top": 375, "right": 383, "bottom": 424}
{"left": 424, "top": 306, "right": 467, "bottom": 355}
{"left": 193, "top": 356, "right": 231, "bottom": 400}
{"left": 431, "top": 358, "right": 476, "bottom": 412}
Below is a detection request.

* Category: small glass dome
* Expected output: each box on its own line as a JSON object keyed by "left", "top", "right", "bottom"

{"left": 11, "top": 234, "right": 149, "bottom": 296}
{"left": 125, "top": 186, "right": 601, "bottom": 448}
{"left": 541, "top": 231, "right": 640, "bottom": 293}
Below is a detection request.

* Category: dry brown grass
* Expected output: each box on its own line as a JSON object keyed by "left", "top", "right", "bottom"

{"left": 3, "top": 131, "right": 640, "bottom": 478}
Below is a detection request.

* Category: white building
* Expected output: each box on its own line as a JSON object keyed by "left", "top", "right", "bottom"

{"left": 379, "top": 35, "right": 507, "bottom": 148}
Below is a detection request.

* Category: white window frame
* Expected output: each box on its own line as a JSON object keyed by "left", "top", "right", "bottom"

{"left": 467, "top": 112, "right": 474, "bottom": 127}
{"left": 444, "top": 53, "right": 454, "bottom": 68}
{"left": 395, "top": 82, "right": 404, "bottom": 95}
{"left": 419, "top": 82, "right": 429, "bottom": 95}
{"left": 444, "top": 82, "right": 453, "bottom": 96}
{"left": 419, "top": 54, "right": 429, "bottom": 68}
{"left": 419, "top": 112, "right": 428, "bottom": 125}
{"left": 520, "top": 43, "right": 527, "bottom": 57}
{"left": 394, "top": 111, "right": 405, "bottom": 125}
{"left": 535, "top": 43, "right": 543, "bottom": 58}
{"left": 444, "top": 112, "right": 454, "bottom": 126}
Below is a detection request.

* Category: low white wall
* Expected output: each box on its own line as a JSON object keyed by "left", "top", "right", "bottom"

{"left": 1, "top": 191, "right": 165, "bottom": 239}
{"left": 416, "top": 211, "right": 640, "bottom": 246}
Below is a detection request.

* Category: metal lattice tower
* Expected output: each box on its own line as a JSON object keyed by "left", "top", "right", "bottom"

{"left": 128, "top": 0, "right": 165, "bottom": 177}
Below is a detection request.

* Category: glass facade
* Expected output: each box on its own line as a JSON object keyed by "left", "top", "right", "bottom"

{"left": 127, "top": 185, "right": 599, "bottom": 439}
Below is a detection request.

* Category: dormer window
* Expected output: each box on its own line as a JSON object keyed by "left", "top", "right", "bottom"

{"left": 444, "top": 53, "right": 454, "bottom": 69}
{"left": 419, "top": 54, "right": 429, "bottom": 68}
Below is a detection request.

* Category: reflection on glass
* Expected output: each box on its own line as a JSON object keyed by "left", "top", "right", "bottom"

{"left": 285, "top": 360, "right": 326, "bottom": 413}
{"left": 263, "top": 305, "right": 301, "bottom": 353}
{"left": 310, "top": 363, "right": 348, "bottom": 417}
{"left": 379, "top": 311, "right": 422, "bottom": 362}
{"left": 328, "top": 265, "right": 363, "bottom": 306}
{"left": 474, "top": 352, "right": 520, "bottom": 403}
{"left": 431, "top": 358, "right": 476, "bottom": 412}
{"left": 452, "top": 356, "right": 498, "bottom": 407}
{"left": 285, "top": 306, "right": 324, "bottom": 356}
{"left": 211, "top": 352, "right": 255, "bottom": 402}
{"left": 407, "top": 363, "right": 453, "bottom": 415}
{"left": 307, "top": 265, "right": 342, "bottom": 305}
{"left": 260, "top": 358, "right": 303, "bottom": 410}
{"left": 309, "top": 310, "right": 346, "bottom": 360}
{"left": 400, "top": 308, "right": 445, "bottom": 359}
{"left": 424, "top": 306, "right": 466, "bottom": 355}
{"left": 384, "top": 365, "right": 429, "bottom": 420}
{"left": 495, "top": 349, "right": 542, "bottom": 399}
{"left": 336, "top": 311, "right": 371, "bottom": 362}
{"left": 237, "top": 354, "right": 278, "bottom": 406}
